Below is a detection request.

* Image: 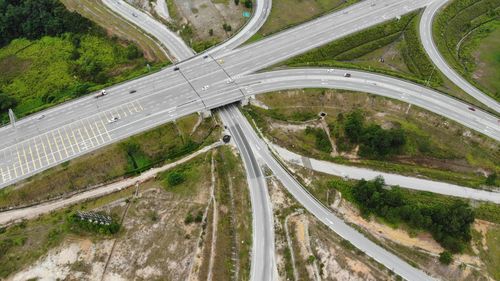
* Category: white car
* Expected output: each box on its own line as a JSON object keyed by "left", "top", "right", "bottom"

{"left": 226, "top": 79, "right": 234, "bottom": 84}
{"left": 201, "top": 85, "right": 210, "bottom": 91}
{"left": 95, "top": 90, "right": 107, "bottom": 98}
{"left": 327, "top": 69, "right": 335, "bottom": 73}
{"left": 108, "top": 116, "right": 119, "bottom": 123}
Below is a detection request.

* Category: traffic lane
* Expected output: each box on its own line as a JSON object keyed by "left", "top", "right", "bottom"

{"left": 220, "top": 106, "right": 277, "bottom": 281}
{"left": 227, "top": 105, "right": 434, "bottom": 281}
{"left": 237, "top": 69, "right": 500, "bottom": 141}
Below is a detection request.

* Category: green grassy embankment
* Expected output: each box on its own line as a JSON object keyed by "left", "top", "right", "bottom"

{"left": 433, "top": 0, "right": 500, "bottom": 102}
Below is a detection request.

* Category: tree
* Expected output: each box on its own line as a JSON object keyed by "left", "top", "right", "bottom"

{"left": 125, "top": 44, "right": 142, "bottom": 59}
{"left": 0, "top": 93, "right": 17, "bottom": 113}
{"left": 244, "top": 0, "right": 253, "bottom": 8}
{"left": 439, "top": 251, "right": 453, "bottom": 265}
{"left": 343, "top": 110, "right": 364, "bottom": 143}
{"left": 485, "top": 172, "right": 497, "bottom": 186}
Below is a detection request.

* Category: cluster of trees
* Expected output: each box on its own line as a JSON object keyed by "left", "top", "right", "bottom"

{"left": 332, "top": 110, "right": 406, "bottom": 158}
{"left": 305, "top": 126, "right": 332, "bottom": 153}
{"left": 0, "top": 0, "right": 93, "bottom": 47}
{"left": 68, "top": 213, "right": 120, "bottom": 235}
{"left": 352, "top": 177, "right": 475, "bottom": 252}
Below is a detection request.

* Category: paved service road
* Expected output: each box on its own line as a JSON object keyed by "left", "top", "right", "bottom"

{"left": 420, "top": 0, "right": 500, "bottom": 113}
{"left": 224, "top": 105, "right": 435, "bottom": 281}
{"left": 274, "top": 145, "right": 500, "bottom": 203}
{"left": 220, "top": 106, "right": 278, "bottom": 281}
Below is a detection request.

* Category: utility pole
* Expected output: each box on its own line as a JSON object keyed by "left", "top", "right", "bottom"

{"left": 8, "top": 109, "right": 16, "bottom": 128}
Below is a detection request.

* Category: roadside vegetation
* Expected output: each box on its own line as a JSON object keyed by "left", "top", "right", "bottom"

{"left": 290, "top": 166, "right": 500, "bottom": 280}
{"left": 353, "top": 177, "right": 474, "bottom": 253}
{"left": 0, "top": 114, "right": 220, "bottom": 209}
{"left": 434, "top": 0, "right": 500, "bottom": 101}
{"left": 278, "top": 11, "right": 487, "bottom": 107}
{"left": 243, "top": 89, "right": 499, "bottom": 188}
{"left": 246, "top": 0, "right": 361, "bottom": 43}
{"left": 196, "top": 146, "right": 252, "bottom": 281}
{"left": 0, "top": 0, "right": 162, "bottom": 123}
{"left": 61, "top": 0, "right": 169, "bottom": 62}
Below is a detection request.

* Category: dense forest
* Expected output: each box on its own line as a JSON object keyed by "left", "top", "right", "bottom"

{"left": 0, "top": 0, "right": 93, "bottom": 47}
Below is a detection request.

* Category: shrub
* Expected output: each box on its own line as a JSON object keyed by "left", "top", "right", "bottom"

{"left": 439, "top": 251, "right": 453, "bottom": 265}
{"left": 166, "top": 171, "right": 185, "bottom": 186}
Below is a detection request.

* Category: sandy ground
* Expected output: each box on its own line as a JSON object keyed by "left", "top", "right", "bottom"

{"left": 7, "top": 147, "right": 215, "bottom": 281}
{"left": 174, "top": 0, "right": 245, "bottom": 40}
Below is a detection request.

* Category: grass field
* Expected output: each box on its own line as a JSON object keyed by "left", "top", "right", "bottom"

{"left": 433, "top": 0, "right": 500, "bottom": 102}
{"left": 0, "top": 114, "right": 220, "bottom": 209}
{"left": 246, "top": 0, "right": 360, "bottom": 42}
{"left": 470, "top": 21, "right": 500, "bottom": 97}
{"left": 245, "top": 89, "right": 499, "bottom": 188}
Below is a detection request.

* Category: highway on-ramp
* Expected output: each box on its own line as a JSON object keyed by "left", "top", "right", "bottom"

{"left": 420, "top": 0, "right": 500, "bottom": 113}
{"left": 220, "top": 106, "right": 278, "bottom": 281}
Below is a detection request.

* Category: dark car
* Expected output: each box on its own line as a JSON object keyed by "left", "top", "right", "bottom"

{"left": 468, "top": 107, "right": 476, "bottom": 111}
{"left": 174, "top": 67, "right": 180, "bottom": 71}
{"left": 129, "top": 89, "right": 137, "bottom": 94}
{"left": 203, "top": 55, "right": 208, "bottom": 59}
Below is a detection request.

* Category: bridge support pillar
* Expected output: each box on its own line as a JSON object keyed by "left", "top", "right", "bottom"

{"left": 8, "top": 109, "right": 16, "bottom": 128}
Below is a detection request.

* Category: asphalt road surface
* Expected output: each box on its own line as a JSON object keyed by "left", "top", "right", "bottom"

{"left": 220, "top": 106, "right": 278, "bottom": 281}
{"left": 420, "top": 0, "right": 500, "bottom": 112}
{"left": 224, "top": 105, "right": 435, "bottom": 281}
